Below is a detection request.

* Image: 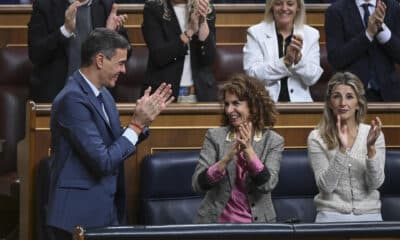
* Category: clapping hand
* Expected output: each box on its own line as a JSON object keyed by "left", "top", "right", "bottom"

{"left": 197, "top": 0, "right": 209, "bottom": 24}
{"left": 237, "top": 122, "right": 253, "bottom": 151}
{"left": 237, "top": 122, "right": 258, "bottom": 162}
{"left": 367, "top": 116, "right": 382, "bottom": 158}
{"left": 106, "top": 4, "right": 128, "bottom": 31}
{"left": 130, "top": 83, "right": 174, "bottom": 132}
{"left": 367, "top": 0, "right": 386, "bottom": 36}
{"left": 64, "top": 0, "right": 82, "bottom": 33}
{"left": 284, "top": 34, "right": 303, "bottom": 66}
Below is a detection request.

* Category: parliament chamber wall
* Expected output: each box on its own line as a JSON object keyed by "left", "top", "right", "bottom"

{"left": 1, "top": 3, "right": 400, "bottom": 240}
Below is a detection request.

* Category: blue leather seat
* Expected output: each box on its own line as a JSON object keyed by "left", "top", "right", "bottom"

{"left": 138, "top": 149, "right": 400, "bottom": 225}
{"left": 140, "top": 151, "right": 201, "bottom": 224}
{"left": 273, "top": 149, "right": 318, "bottom": 223}
{"left": 380, "top": 150, "right": 400, "bottom": 221}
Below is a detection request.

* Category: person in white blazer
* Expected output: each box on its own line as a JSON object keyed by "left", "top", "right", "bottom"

{"left": 243, "top": 0, "right": 323, "bottom": 102}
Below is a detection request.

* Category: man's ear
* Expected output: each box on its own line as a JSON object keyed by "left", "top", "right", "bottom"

{"left": 95, "top": 53, "right": 104, "bottom": 69}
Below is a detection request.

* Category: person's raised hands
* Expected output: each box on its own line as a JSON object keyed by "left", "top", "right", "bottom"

{"left": 130, "top": 83, "right": 174, "bottom": 133}
{"left": 367, "top": 0, "right": 386, "bottom": 37}
{"left": 64, "top": 0, "right": 82, "bottom": 33}
{"left": 197, "top": 0, "right": 209, "bottom": 24}
{"left": 237, "top": 122, "right": 253, "bottom": 151}
{"left": 217, "top": 140, "right": 239, "bottom": 171}
{"left": 106, "top": 4, "right": 128, "bottom": 31}
{"left": 367, "top": 116, "right": 382, "bottom": 148}
{"left": 366, "top": 116, "right": 382, "bottom": 159}
{"left": 285, "top": 34, "right": 303, "bottom": 66}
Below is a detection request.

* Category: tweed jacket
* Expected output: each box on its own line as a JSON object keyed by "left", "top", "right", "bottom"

{"left": 192, "top": 126, "right": 284, "bottom": 223}
{"left": 308, "top": 123, "right": 385, "bottom": 215}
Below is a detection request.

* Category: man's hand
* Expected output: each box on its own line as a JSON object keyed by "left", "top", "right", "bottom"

{"left": 130, "top": 83, "right": 174, "bottom": 133}
{"left": 64, "top": 0, "right": 82, "bottom": 33}
{"left": 367, "top": 0, "right": 386, "bottom": 37}
{"left": 106, "top": 4, "right": 128, "bottom": 31}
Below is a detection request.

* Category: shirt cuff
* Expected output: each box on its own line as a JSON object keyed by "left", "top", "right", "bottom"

{"left": 247, "top": 156, "right": 264, "bottom": 175}
{"left": 376, "top": 23, "right": 391, "bottom": 44}
{"left": 60, "top": 25, "right": 75, "bottom": 38}
{"left": 123, "top": 127, "right": 139, "bottom": 146}
{"left": 207, "top": 164, "right": 226, "bottom": 184}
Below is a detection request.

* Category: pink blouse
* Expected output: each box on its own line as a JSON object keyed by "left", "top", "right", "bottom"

{"left": 206, "top": 152, "right": 264, "bottom": 223}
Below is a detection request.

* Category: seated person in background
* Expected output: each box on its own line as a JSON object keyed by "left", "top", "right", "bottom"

{"left": 325, "top": 0, "right": 400, "bottom": 102}
{"left": 192, "top": 74, "right": 284, "bottom": 223}
{"left": 243, "top": 0, "right": 322, "bottom": 102}
{"left": 308, "top": 72, "right": 385, "bottom": 223}
{"left": 141, "top": 0, "right": 218, "bottom": 103}
{"left": 28, "top": 0, "right": 128, "bottom": 103}
{"left": 47, "top": 28, "right": 173, "bottom": 240}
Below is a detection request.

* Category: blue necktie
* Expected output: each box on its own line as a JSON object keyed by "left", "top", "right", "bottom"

{"left": 361, "top": 3, "right": 380, "bottom": 91}
{"left": 362, "top": 3, "right": 370, "bottom": 29}
{"left": 97, "top": 92, "right": 110, "bottom": 124}
{"left": 97, "top": 92, "right": 104, "bottom": 107}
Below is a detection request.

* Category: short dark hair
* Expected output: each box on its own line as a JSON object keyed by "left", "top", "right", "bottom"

{"left": 80, "top": 28, "right": 131, "bottom": 67}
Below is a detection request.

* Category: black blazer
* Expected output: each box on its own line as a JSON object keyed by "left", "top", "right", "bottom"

{"left": 141, "top": 0, "right": 218, "bottom": 101}
{"left": 28, "top": 0, "right": 128, "bottom": 103}
{"left": 325, "top": 0, "right": 400, "bottom": 101}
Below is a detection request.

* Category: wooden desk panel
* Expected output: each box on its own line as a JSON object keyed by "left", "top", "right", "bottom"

{"left": 18, "top": 102, "right": 400, "bottom": 240}
{"left": 1, "top": 4, "right": 327, "bottom": 47}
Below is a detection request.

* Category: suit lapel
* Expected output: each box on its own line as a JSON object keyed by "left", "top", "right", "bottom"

{"left": 347, "top": 0, "right": 365, "bottom": 33}
{"left": 101, "top": 92, "right": 122, "bottom": 139}
{"left": 167, "top": 1, "right": 184, "bottom": 35}
{"left": 74, "top": 72, "right": 114, "bottom": 132}
{"left": 53, "top": 0, "right": 70, "bottom": 30}
{"left": 263, "top": 22, "right": 279, "bottom": 63}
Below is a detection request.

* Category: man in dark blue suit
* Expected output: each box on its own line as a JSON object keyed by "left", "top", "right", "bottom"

{"left": 47, "top": 28, "right": 174, "bottom": 240}
{"left": 325, "top": 0, "right": 400, "bottom": 101}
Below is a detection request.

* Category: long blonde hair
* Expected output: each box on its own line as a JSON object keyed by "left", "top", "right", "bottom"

{"left": 318, "top": 72, "right": 367, "bottom": 149}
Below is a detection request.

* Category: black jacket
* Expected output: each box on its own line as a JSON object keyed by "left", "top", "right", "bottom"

{"left": 141, "top": 0, "right": 218, "bottom": 101}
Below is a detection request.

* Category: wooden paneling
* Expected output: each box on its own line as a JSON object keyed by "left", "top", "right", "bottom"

{"left": 0, "top": 4, "right": 327, "bottom": 47}
{"left": 18, "top": 102, "right": 400, "bottom": 240}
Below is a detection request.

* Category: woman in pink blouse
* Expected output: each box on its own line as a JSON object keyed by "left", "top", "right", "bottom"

{"left": 192, "top": 73, "right": 284, "bottom": 223}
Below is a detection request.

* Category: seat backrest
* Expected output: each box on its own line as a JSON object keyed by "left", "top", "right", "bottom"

{"left": 140, "top": 150, "right": 202, "bottom": 225}
{"left": 380, "top": 150, "right": 400, "bottom": 221}
{"left": 111, "top": 46, "right": 149, "bottom": 102}
{"left": 272, "top": 149, "right": 318, "bottom": 223}
{"left": 0, "top": 47, "right": 31, "bottom": 174}
{"left": 213, "top": 45, "right": 245, "bottom": 92}
{"left": 139, "top": 149, "right": 319, "bottom": 225}
{"left": 310, "top": 44, "right": 333, "bottom": 102}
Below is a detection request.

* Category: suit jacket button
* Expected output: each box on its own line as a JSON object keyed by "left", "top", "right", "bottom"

{"left": 254, "top": 216, "right": 258, "bottom": 221}
{"left": 290, "top": 89, "right": 294, "bottom": 93}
